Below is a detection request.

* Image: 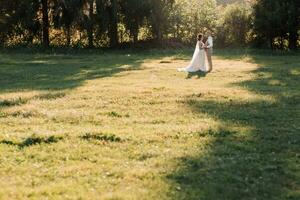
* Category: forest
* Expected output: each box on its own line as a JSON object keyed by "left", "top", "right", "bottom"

{"left": 0, "top": 0, "right": 299, "bottom": 50}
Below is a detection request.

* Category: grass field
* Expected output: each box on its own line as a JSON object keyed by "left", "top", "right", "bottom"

{"left": 0, "top": 49, "right": 299, "bottom": 200}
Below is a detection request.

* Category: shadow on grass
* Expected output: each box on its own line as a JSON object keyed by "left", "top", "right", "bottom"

{"left": 0, "top": 135, "right": 63, "bottom": 149}
{"left": 169, "top": 52, "right": 300, "bottom": 199}
{"left": 0, "top": 51, "right": 174, "bottom": 93}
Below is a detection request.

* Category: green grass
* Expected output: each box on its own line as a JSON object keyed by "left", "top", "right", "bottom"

{"left": 0, "top": 49, "right": 299, "bottom": 199}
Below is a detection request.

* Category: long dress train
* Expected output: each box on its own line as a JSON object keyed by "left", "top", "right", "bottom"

{"left": 177, "top": 41, "right": 207, "bottom": 72}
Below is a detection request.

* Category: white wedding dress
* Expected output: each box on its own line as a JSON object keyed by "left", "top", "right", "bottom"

{"left": 178, "top": 41, "right": 207, "bottom": 72}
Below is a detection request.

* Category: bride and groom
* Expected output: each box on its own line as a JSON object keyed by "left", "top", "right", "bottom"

{"left": 178, "top": 33, "right": 213, "bottom": 73}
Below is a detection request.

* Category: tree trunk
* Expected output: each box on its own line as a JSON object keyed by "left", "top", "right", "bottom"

{"left": 157, "top": 27, "right": 162, "bottom": 41}
{"left": 269, "top": 36, "right": 274, "bottom": 50}
{"left": 41, "top": 0, "right": 49, "bottom": 47}
{"left": 108, "top": 0, "right": 118, "bottom": 47}
{"left": 280, "top": 34, "right": 284, "bottom": 50}
{"left": 120, "top": 30, "right": 123, "bottom": 44}
{"left": 66, "top": 26, "right": 71, "bottom": 46}
{"left": 87, "top": 0, "right": 94, "bottom": 48}
{"left": 176, "top": 23, "right": 180, "bottom": 40}
{"left": 132, "top": 23, "right": 139, "bottom": 44}
{"left": 87, "top": 25, "right": 93, "bottom": 48}
{"left": 287, "top": 0, "right": 299, "bottom": 50}
{"left": 288, "top": 31, "right": 298, "bottom": 50}
{"left": 133, "top": 32, "right": 138, "bottom": 44}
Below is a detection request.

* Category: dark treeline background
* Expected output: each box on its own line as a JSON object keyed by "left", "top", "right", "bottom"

{"left": 0, "top": 0, "right": 299, "bottom": 49}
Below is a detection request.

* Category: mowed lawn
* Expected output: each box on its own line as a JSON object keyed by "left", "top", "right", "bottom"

{"left": 0, "top": 49, "right": 299, "bottom": 200}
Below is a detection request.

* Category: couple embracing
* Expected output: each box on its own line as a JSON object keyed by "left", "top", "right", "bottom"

{"left": 178, "top": 32, "right": 213, "bottom": 73}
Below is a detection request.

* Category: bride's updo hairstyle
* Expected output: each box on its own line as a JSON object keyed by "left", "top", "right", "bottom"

{"left": 197, "top": 33, "right": 203, "bottom": 41}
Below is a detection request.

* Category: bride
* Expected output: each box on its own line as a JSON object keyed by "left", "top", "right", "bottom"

{"left": 178, "top": 33, "right": 207, "bottom": 72}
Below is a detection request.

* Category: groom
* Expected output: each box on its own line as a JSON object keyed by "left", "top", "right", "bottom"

{"left": 205, "top": 32, "right": 213, "bottom": 72}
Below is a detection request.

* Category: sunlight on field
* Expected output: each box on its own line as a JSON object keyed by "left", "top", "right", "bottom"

{"left": 0, "top": 50, "right": 299, "bottom": 199}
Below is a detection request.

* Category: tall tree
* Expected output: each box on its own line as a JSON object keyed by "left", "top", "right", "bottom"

{"left": 41, "top": 0, "right": 50, "bottom": 47}
{"left": 149, "top": 0, "right": 175, "bottom": 41}
{"left": 0, "top": 0, "right": 41, "bottom": 46}
{"left": 173, "top": 0, "right": 217, "bottom": 43}
{"left": 287, "top": 0, "right": 300, "bottom": 50}
{"left": 54, "top": 0, "right": 83, "bottom": 46}
{"left": 253, "top": 0, "right": 299, "bottom": 49}
{"left": 108, "top": 0, "right": 118, "bottom": 47}
{"left": 86, "top": 0, "right": 95, "bottom": 48}
{"left": 0, "top": 0, "right": 15, "bottom": 45}
{"left": 221, "top": 3, "right": 251, "bottom": 46}
{"left": 120, "top": 0, "right": 151, "bottom": 43}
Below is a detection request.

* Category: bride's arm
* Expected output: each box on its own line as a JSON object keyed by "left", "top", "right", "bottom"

{"left": 197, "top": 41, "right": 201, "bottom": 50}
{"left": 199, "top": 42, "right": 204, "bottom": 50}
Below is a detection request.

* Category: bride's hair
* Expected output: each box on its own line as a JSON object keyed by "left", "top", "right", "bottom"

{"left": 197, "top": 33, "right": 203, "bottom": 41}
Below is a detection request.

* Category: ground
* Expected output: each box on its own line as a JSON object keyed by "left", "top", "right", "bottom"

{"left": 0, "top": 49, "right": 299, "bottom": 200}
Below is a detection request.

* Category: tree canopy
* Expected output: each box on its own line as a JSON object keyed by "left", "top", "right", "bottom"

{"left": 0, "top": 0, "right": 299, "bottom": 49}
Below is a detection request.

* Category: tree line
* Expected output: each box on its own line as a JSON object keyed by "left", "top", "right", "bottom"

{"left": 0, "top": 0, "right": 299, "bottom": 50}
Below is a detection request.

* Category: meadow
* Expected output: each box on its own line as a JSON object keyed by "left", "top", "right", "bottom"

{"left": 0, "top": 48, "right": 299, "bottom": 200}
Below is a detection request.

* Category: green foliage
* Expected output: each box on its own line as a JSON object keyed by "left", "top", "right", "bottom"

{"left": 0, "top": 0, "right": 299, "bottom": 49}
{"left": 0, "top": 0, "right": 41, "bottom": 46}
{"left": 148, "top": 0, "right": 175, "bottom": 41}
{"left": 119, "top": 0, "right": 151, "bottom": 43}
{"left": 215, "top": 3, "right": 251, "bottom": 47}
{"left": 253, "top": 0, "right": 300, "bottom": 49}
{"left": 171, "top": 0, "right": 217, "bottom": 43}
{"left": 53, "top": 0, "right": 84, "bottom": 46}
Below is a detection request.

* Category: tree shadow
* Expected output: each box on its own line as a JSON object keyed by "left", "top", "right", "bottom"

{"left": 169, "top": 53, "right": 300, "bottom": 199}
{"left": 0, "top": 135, "right": 63, "bottom": 149}
{"left": 0, "top": 52, "right": 166, "bottom": 93}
